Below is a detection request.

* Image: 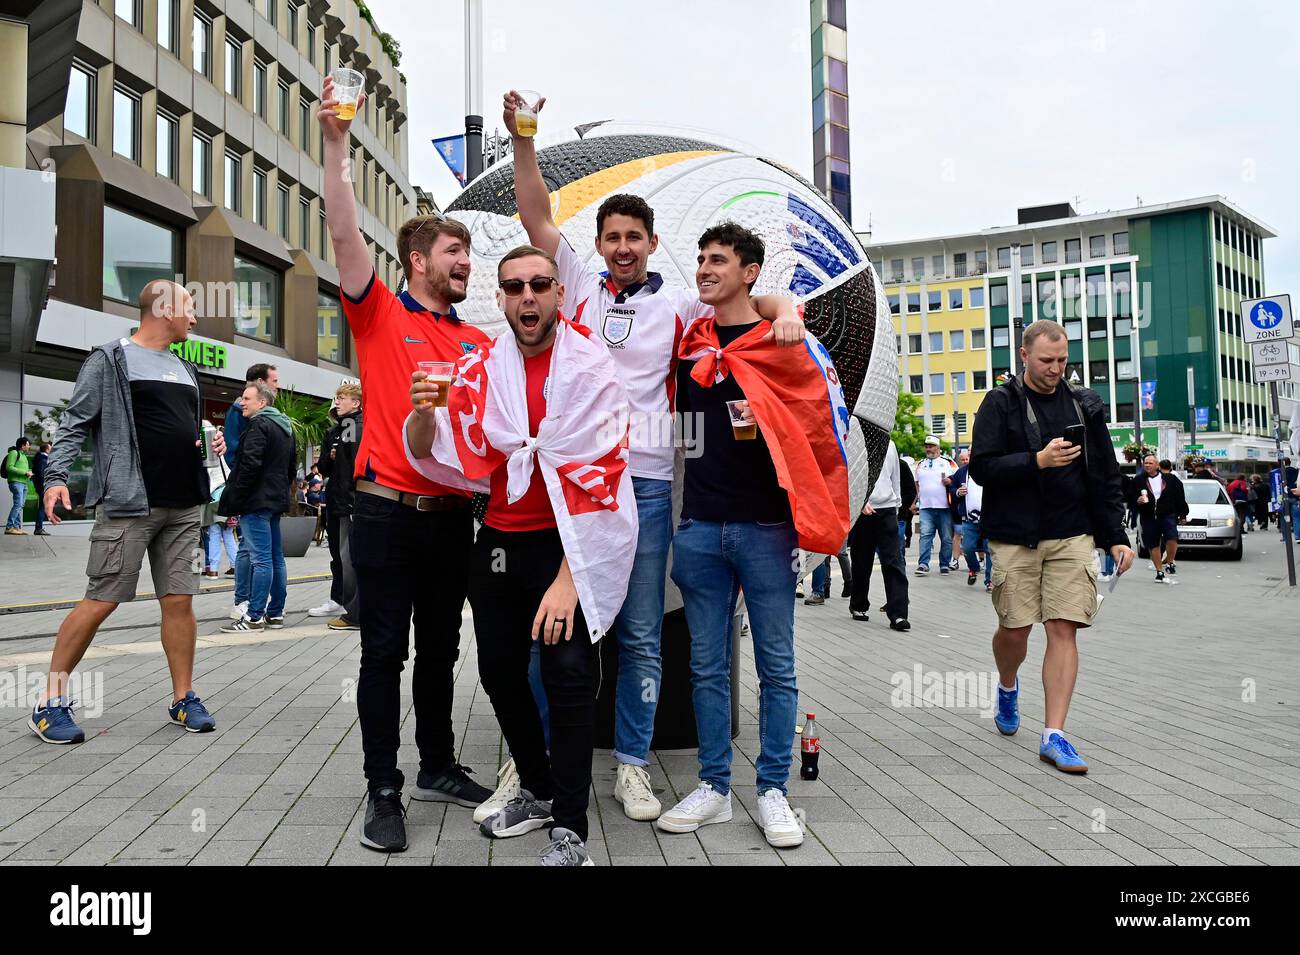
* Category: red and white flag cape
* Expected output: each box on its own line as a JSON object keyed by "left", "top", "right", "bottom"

{"left": 680, "top": 319, "right": 851, "bottom": 554}
{"left": 404, "top": 317, "right": 637, "bottom": 642}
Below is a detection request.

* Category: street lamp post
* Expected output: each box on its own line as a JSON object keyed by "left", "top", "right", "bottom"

{"left": 464, "top": 0, "right": 483, "bottom": 183}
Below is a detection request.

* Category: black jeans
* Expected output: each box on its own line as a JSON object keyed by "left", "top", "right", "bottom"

{"left": 351, "top": 491, "right": 473, "bottom": 793}
{"left": 470, "top": 525, "right": 599, "bottom": 842}
{"left": 849, "top": 507, "right": 909, "bottom": 620}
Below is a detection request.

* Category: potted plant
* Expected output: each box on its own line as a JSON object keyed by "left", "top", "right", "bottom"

{"left": 274, "top": 389, "right": 333, "bottom": 558}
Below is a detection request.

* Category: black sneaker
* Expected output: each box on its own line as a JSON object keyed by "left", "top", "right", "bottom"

{"left": 413, "top": 762, "right": 492, "bottom": 807}
{"left": 1165, "top": 563, "right": 1176, "bottom": 576}
{"left": 360, "top": 787, "right": 407, "bottom": 852}
{"left": 967, "top": 570, "right": 977, "bottom": 586}
{"left": 840, "top": 580, "right": 852, "bottom": 598}
{"left": 1154, "top": 571, "right": 1166, "bottom": 584}
{"left": 851, "top": 610, "right": 869, "bottom": 622}
{"left": 889, "top": 618, "right": 911, "bottom": 632}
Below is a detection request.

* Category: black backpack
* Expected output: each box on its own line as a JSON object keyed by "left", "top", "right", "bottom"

{"left": 0, "top": 447, "right": 15, "bottom": 481}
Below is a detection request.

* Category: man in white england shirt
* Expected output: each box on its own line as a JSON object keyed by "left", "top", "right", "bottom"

{"left": 913, "top": 435, "right": 957, "bottom": 575}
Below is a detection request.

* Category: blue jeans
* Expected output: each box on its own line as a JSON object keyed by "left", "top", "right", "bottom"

{"left": 960, "top": 521, "right": 991, "bottom": 585}
{"left": 234, "top": 532, "right": 252, "bottom": 604}
{"left": 6, "top": 482, "right": 26, "bottom": 530}
{"left": 671, "top": 519, "right": 799, "bottom": 796}
{"left": 240, "top": 510, "right": 286, "bottom": 621}
{"left": 811, "top": 557, "right": 830, "bottom": 596}
{"left": 610, "top": 477, "right": 672, "bottom": 766}
{"left": 205, "top": 523, "right": 238, "bottom": 570}
{"left": 917, "top": 508, "right": 953, "bottom": 569}
{"left": 1290, "top": 501, "right": 1300, "bottom": 541}
{"left": 527, "top": 641, "right": 550, "bottom": 752}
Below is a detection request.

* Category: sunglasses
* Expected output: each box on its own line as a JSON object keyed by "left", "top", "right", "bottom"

{"left": 498, "top": 277, "right": 559, "bottom": 296}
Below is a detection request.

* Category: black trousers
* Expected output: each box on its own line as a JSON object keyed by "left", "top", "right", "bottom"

{"left": 327, "top": 507, "right": 359, "bottom": 618}
{"left": 470, "top": 524, "right": 599, "bottom": 842}
{"left": 849, "top": 507, "right": 909, "bottom": 620}
{"left": 351, "top": 491, "right": 473, "bottom": 793}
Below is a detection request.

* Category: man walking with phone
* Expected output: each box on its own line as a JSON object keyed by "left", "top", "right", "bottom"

{"left": 971, "top": 320, "right": 1133, "bottom": 774}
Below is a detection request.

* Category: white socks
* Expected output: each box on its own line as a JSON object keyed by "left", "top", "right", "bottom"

{"left": 1042, "top": 728, "right": 1064, "bottom": 745}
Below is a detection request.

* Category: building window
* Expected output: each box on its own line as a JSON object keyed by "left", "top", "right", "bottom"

{"left": 928, "top": 290, "right": 941, "bottom": 312}
{"left": 1116, "top": 359, "right": 1136, "bottom": 380}
{"left": 974, "top": 250, "right": 987, "bottom": 273}
{"left": 288, "top": 2, "right": 298, "bottom": 41}
{"left": 193, "top": 11, "right": 212, "bottom": 78}
{"left": 949, "top": 330, "right": 965, "bottom": 351}
{"left": 911, "top": 256, "right": 925, "bottom": 279}
{"left": 115, "top": 0, "right": 139, "bottom": 28}
{"left": 1021, "top": 244, "right": 1034, "bottom": 267}
{"left": 65, "top": 61, "right": 95, "bottom": 141}
{"left": 103, "top": 206, "right": 179, "bottom": 304}
{"left": 1064, "top": 320, "right": 1082, "bottom": 341}
{"left": 952, "top": 371, "right": 966, "bottom": 393}
{"left": 224, "top": 152, "right": 241, "bottom": 213}
{"left": 299, "top": 97, "right": 310, "bottom": 149}
{"left": 1065, "top": 238, "right": 1081, "bottom": 263}
{"left": 156, "top": 111, "right": 177, "bottom": 180}
{"left": 1089, "top": 235, "right": 1106, "bottom": 258}
{"left": 1114, "top": 317, "right": 1133, "bottom": 338}
{"left": 969, "top": 287, "right": 985, "bottom": 309}
{"left": 973, "top": 370, "right": 988, "bottom": 390}
{"left": 233, "top": 255, "right": 282, "bottom": 345}
{"left": 931, "top": 414, "right": 946, "bottom": 434}
{"left": 299, "top": 197, "right": 311, "bottom": 252}
{"left": 192, "top": 132, "right": 211, "bottom": 197}
{"left": 253, "top": 60, "right": 268, "bottom": 118}
{"left": 318, "top": 290, "right": 349, "bottom": 364}
{"left": 908, "top": 333, "right": 922, "bottom": 354}
{"left": 949, "top": 288, "right": 963, "bottom": 310}
{"left": 253, "top": 168, "right": 267, "bottom": 226}
{"left": 997, "top": 246, "right": 1010, "bottom": 269}
{"left": 265, "top": 0, "right": 277, "bottom": 28}
{"left": 929, "top": 375, "right": 945, "bottom": 395}
{"left": 932, "top": 254, "right": 944, "bottom": 276}
{"left": 112, "top": 86, "right": 140, "bottom": 163}
{"left": 954, "top": 252, "right": 967, "bottom": 277}
{"left": 888, "top": 293, "right": 899, "bottom": 315}
{"left": 992, "top": 327, "right": 1010, "bottom": 347}
{"left": 1088, "top": 316, "right": 1107, "bottom": 340}
{"left": 971, "top": 328, "right": 986, "bottom": 349}
{"left": 955, "top": 412, "right": 968, "bottom": 435}
{"left": 158, "top": 0, "right": 178, "bottom": 52}
{"left": 990, "top": 284, "right": 1008, "bottom": 307}
{"left": 1113, "top": 231, "right": 1129, "bottom": 255}
{"left": 307, "top": 22, "right": 316, "bottom": 64}
{"left": 909, "top": 375, "right": 923, "bottom": 394}
{"left": 1042, "top": 240, "right": 1058, "bottom": 264}
{"left": 928, "top": 332, "right": 943, "bottom": 354}
{"left": 907, "top": 293, "right": 920, "bottom": 313}
{"left": 278, "top": 80, "right": 291, "bottom": 135}
{"left": 1089, "top": 361, "right": 1110, "bottom": 384}
{"left": 277, "top": 183, "right": 290, "bottom": 239}
{"left": 225, "top": 38, "right": 242, "bottom": 97}
{"left": 319, "top": 211, "right": 328, "bottom": 262}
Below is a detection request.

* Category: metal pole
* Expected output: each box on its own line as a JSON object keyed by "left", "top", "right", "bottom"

{"left": 1187, "top": 365, "right": 1196, "bottom": 467}
{"left": 1271, "top": 381, "right": 1297, "bottom": 586}
{"left": 1009, "top": 244, "right": 1023, "bottom": 375}
{"left": 464, "top": 0, "right": 483, "bottom": 181}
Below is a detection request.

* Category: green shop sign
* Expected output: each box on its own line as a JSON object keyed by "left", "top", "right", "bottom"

{"left": 1106, "top": 425, "right": 1160, "bottom": 450}
{"left": 169, "top": 338, "right": 228, "bottom": 370}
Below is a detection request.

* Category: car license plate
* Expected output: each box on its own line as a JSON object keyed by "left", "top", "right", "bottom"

{"left": 1183, "top": 531, "right": 1207, "bottom": 540}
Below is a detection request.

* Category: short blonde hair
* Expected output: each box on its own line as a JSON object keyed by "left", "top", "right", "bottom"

{"left": 335, "top": 382, "right": 362, "bottom": 402}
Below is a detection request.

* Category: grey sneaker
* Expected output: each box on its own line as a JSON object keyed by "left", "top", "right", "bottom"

{"left": 478, "top": 792, "right": 554, "bottom": 839}
{"left": 539, "top": 827, "right": 594, "bottom": 866}
{"left": 803, "top": 594, "right": 826, "bottom": 606}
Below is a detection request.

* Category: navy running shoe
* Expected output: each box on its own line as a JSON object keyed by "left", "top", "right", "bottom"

{"left": 30, "top": 696, "right": 85, "bottom": 744}
{"left": 168, "top": 690, "right": 216, "bottom": 732}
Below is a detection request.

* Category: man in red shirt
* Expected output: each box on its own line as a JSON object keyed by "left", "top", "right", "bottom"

{"left": 320, "top": 79, "right": 493, "bottom": 852}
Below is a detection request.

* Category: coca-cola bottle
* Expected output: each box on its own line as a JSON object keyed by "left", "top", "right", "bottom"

{"left": 800, "top": 713, "right": 820, "bottom": 781}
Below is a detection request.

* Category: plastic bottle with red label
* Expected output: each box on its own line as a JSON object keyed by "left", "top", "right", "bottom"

{"left": 800, "top": 712, "right": 820, "bottom": 781}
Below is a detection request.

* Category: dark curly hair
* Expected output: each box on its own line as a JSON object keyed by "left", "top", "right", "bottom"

{"left": 596, "top": 193, "right": 654, "bottom": 237}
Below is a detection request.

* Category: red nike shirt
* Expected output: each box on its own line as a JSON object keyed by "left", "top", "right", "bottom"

{"left": 342, "top": 272, "right": 491, "bottom": 496}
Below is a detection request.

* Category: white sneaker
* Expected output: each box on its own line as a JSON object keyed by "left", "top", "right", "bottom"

{"left": 308, "top": 599, "right": 345, "bottom": 618}
{"left": 1097, "top": 573, "right": 1112, "bottom": 583}
{"left": 614, "top": 763, "right": 662, "bottom": 821}
{"left": 472, "top": 757, "right": 521, "bottom": 825}
{"left": 756, "top": 789, "right": 804, "bottom": 847}
{"left": 655, "top": 783, "right": 732, "bottom": 833}
{"left": 229, "top": 601, "right": 249, "bottom": 621}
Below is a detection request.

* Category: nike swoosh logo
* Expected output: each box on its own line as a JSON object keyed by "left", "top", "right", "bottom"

{"left": 404, "top": 336, "right": 427, "bottom": 344}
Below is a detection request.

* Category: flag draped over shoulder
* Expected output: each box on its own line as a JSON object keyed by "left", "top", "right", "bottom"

{"left": 403, "top": 318, "right": 637, "bottom": 642}
{"left": 680, "top": 319, "right": 851, "bottom": 554}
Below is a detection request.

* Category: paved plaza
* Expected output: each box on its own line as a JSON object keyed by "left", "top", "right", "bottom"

{"left": 1, "top": 525, "right": 1298, "bottom": 866}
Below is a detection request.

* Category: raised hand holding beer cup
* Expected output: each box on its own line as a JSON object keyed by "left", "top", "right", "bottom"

{"left": 504, "top": 89, "right": 546, "bottom": 139}
{"left": 319, "top": 72, "right": 366, "bottom": 143}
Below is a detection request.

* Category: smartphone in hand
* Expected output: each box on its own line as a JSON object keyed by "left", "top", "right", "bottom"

{"left": 1063, "top": 423, "right": 1086, "bottom": 447}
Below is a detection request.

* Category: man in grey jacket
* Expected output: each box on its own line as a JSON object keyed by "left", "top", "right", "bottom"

{"left": 847, "top": 440, "right": 910, "bottom": 631}
{"left": 31, "top": 281, "right": 223, "bottom": 744}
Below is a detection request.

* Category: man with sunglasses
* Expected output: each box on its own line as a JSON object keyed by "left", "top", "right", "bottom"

{"left": 320, "top": 79, "right": 494, "bottom": 853}
{"left": 503, "top": 91, "right": 806, "bottom": 822}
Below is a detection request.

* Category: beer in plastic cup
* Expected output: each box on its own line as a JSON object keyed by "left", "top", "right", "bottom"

{"left": 331, "top": 68, "right": 364, "bottom": 120}
{"left": 726, "top": 400, "right": 757, "bottom": 441}
{"left": 515, "top": 90, "right": 541, "bottom": 137}
{"left": 417, "top": 361, "right": 454, "bottom": 408}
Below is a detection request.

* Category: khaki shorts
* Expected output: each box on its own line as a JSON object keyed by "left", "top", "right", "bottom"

{"left": 988, "top": 534, "right": 1098, "bottom": 630}
{"left": 85, "top": 506, "right": 204, "bottom": 603}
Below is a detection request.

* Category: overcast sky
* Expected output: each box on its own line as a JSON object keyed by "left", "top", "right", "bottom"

{"left": 369, "top": 0, "right": 1300, "bottom": 294}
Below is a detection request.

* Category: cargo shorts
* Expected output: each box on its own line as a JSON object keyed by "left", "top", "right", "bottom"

{"left": 85, "top": 506, "right": 204, "bottom": 604}
{"left": 987, "top": 533, "right": 1099, "bottom": 630}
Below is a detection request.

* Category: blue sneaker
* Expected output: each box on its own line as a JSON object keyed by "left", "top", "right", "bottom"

{"left": 994, "top": 679, "right": 1019, "bottom": 735}
{"left": 29, "top": 696, "right": 85, "bottom": 744}
{"left": 1039, "top": 733, "right": 1088, "bottom": 774}
{"left": 168, "top": 691, "right": 216, "bottom": 733}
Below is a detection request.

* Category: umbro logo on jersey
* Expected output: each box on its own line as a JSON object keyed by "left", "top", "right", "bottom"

{"left": 404, "top": 336, "right": 427, "bottom": 344}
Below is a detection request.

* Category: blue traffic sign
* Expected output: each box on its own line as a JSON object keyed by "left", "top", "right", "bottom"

{"left": 1250, "top": 300, "right": 1284, "bottom": 330}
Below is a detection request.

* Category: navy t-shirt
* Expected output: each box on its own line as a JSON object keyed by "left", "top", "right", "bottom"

{"left": 123, "top": 340, "right": 205, "bottom": 508}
